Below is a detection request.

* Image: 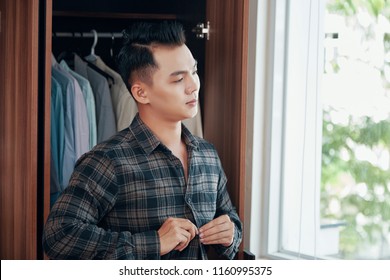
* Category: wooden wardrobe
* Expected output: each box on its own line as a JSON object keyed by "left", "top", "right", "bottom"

{"left": 0, "top": 0, "right": 248, "bottom": 259}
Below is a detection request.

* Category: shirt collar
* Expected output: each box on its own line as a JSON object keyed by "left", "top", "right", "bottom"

{"left": 181, "top": 123, "right": 199, "bottom": 151}
{"left": 130, "top": 114, "right": 199, "bottom": 155}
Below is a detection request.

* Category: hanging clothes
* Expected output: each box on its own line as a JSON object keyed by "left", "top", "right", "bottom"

{"left": 52, "top": 56, "right": 90, "bottom": 189}
{"left": 92, "top": 56, "right": 138, "bottom": 131}
{"left": 74, "top": 54, "right": 117, "bottom": 143}
{"left": 50, "top": 76, "right": 64, "bottom": 188}
{"left": 60, "top": 60, "right": 97, "bottom": 149}
{"left": 50, "top": 155, "right": 61, "bottom": 207}
{"left": 50, "top": 76, "right": 64, "bottom": 206}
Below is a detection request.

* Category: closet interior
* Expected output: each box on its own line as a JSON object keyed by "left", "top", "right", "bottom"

{"left": 49, "top": 0, "right": 208, "bottom": 210}
{"left": 51, "top": 0, "right": 207, "bottom": 104}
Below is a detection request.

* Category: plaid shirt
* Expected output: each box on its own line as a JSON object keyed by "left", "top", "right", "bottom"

{"left": 43, "top": 114, "right": 242, "bottom": 260}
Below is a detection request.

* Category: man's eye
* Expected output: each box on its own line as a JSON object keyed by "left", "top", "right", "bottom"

{"left": 174, "top": 78, "right": 184, "bottom": 83}
{"left": 192, "top": 70, "right": 198, "bottom": 75}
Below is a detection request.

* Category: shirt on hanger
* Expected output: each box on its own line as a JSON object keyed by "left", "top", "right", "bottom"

{"left": 52, "top": 62, "right": 90, "bottom": 189}
{"left": 93, "top": 56, "right": 138, "bottom": 131}
{"left": 60, "top": 60, "right": 97, "bottom": 150}
{"left": 74, "top": 54, "right": 117, "bottom": 143}
{"left": 50, "top": 76, "right": 64, "bottom": 188}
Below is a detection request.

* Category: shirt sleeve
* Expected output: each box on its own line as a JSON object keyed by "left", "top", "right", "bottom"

{"left": 42, "top": 151, "right": 161, "bottom": 260}
{"left": 211, "top": 160, "right": 243, "bottom": 259}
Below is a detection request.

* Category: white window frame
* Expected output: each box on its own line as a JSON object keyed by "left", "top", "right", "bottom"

{"left": 245, "top": 0, "right": 327, "bottom": 259}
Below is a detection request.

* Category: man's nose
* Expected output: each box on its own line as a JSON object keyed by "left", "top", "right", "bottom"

{"left": 185, "top": 75, "right": 199, "bottom": 95}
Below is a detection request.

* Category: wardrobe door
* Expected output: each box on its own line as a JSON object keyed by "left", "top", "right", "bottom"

{"left": 0, "top": 0, "right": 41, "bottom": 259}
{"left": 204, "top": 0, "right": 248, "bottom": 233}
{"left": 44, "top": 0, "right": 248, "bottom": 259}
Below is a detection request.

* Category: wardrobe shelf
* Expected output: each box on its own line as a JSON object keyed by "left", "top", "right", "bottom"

{"left": 53, "top": 11, "right": 177, "bottom": 20}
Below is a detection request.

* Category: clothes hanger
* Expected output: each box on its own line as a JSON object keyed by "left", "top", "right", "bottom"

{"left": 57, "top": 49, "right": 77, "bottom": 70}
{"left": 85, "top": 29, "right": 98, "bottom": 62}
{"left": 82, "top": 56, "right": 115, "bottom": 85}
{"left": 83, "top": 30, "right": 115, "bottom": 84}
{"left": 55, "top": 32, "right": 84, "bottom": 70}
{"left": 110, "top": 33, "right": 115, "bottom": 59}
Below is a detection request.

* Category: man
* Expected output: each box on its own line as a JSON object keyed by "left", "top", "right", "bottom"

{"left": 42, "top": 21, "right": 242, "bottom": 260}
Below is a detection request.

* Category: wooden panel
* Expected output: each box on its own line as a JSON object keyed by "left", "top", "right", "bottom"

{"left": 204, "top": 0, "right": 248, "bottom": 241}
{"left": 0, "top": 0, "right": 40, "bottom": 259}
{"left": 41, "top": 0, "right": 53, "bottom": 258}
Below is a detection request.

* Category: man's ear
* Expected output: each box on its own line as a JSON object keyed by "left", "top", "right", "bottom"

{"left": 131, "top": 82, "right": 150, "bottom": 104}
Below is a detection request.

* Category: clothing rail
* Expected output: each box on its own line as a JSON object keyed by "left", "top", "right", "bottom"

{"left": 53, "top": 31, "right": 123, "bottom": 38}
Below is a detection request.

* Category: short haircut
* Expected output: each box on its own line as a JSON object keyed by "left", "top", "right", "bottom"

{"left": 117, "top": 21, "right": 186, "bottom": 94}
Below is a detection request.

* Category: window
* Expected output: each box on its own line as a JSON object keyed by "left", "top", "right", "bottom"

{"left": 320, "top": 0, "right": 390, "bottom": 259}
{"left": 247, "top": 0, "right": 390, "bottom": 260}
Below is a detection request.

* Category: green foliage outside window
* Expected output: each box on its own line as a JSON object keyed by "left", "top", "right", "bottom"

{"left": 322, "top": 0, "right": 390, "bottom": 259}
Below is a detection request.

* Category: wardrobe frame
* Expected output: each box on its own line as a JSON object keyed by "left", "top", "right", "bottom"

{"left": 0, "top": 0, "right": 248, "bottom": 259}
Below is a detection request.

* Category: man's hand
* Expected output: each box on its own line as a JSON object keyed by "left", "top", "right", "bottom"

{"left": 158, "top": 217, "right": 198, "bottom": 256}
{"left": 199, "top": 215, "right": 234, "bottom": 247}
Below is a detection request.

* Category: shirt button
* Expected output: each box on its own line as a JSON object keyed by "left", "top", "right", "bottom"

{"left": 187, "top": 198, "right": 192, "bottom": 204}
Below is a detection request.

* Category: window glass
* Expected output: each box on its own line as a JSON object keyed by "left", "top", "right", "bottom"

{"left": 321, "top": 0, "right": 390, "bottom": 259}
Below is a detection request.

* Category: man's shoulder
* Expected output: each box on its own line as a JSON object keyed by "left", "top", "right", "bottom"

{"left": 74, "top": 128, "right": 142, "bottom": 169}
{"left": 194, "top": 136, "right": 213, "bottom": 147}
{"left": 193, "top": 136, "right": 220, "bottom": 155}
{"left": 88, "top": 128, "right": 137, "bottom": 156}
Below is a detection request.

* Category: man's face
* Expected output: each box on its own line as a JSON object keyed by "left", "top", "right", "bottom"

{"left": 143, "top": 44, "right": 200, "bottom": 122}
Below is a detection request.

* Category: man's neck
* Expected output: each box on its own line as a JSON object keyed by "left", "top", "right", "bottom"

{"left": 139, "top": 112, "right": 183, "bottom": 149}
{"left": 139, "top": 111, "right": 189, "bottom": 181}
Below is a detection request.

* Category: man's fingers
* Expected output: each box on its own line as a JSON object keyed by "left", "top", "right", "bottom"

{"left": 182, "top": 219, "right": 198, "bottom": 238}
{"left": 174, "top": 219, "right": 197, "bottom": 251}
{"left": 199, "top": 215, "right": 230, "bottom": 234}
{"left": 200, "top": 229, "right": 232, "bottom": 243}
{"left": 174, "top": 228, "right": 192, "bottom": 251}
{"left": 199, "top": 219, "right": 230, "bottom": 237}
{"left": 158, "top": 217, "right": 198, "bottom": 255}
{"left": 198, "top": 215, "right": 234, "bottom": 247}
{"left": 169, "top": 218, "right": 198, "bottom": 235}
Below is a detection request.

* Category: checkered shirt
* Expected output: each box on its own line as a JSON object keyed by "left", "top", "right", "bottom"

{"left": 43, "top": 114, "right": 242, "bottom": 259}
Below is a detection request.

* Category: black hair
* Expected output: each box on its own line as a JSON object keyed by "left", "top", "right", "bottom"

{"left": 117, "top": 21, "right": 186, "bottom": 94}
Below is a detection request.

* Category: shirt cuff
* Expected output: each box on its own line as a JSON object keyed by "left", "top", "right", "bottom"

{"left": 214, "top": 224, "right": 241, "bottom": 259}
{"left": 129, "top": 230, "right": 161, "bottom": 259}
